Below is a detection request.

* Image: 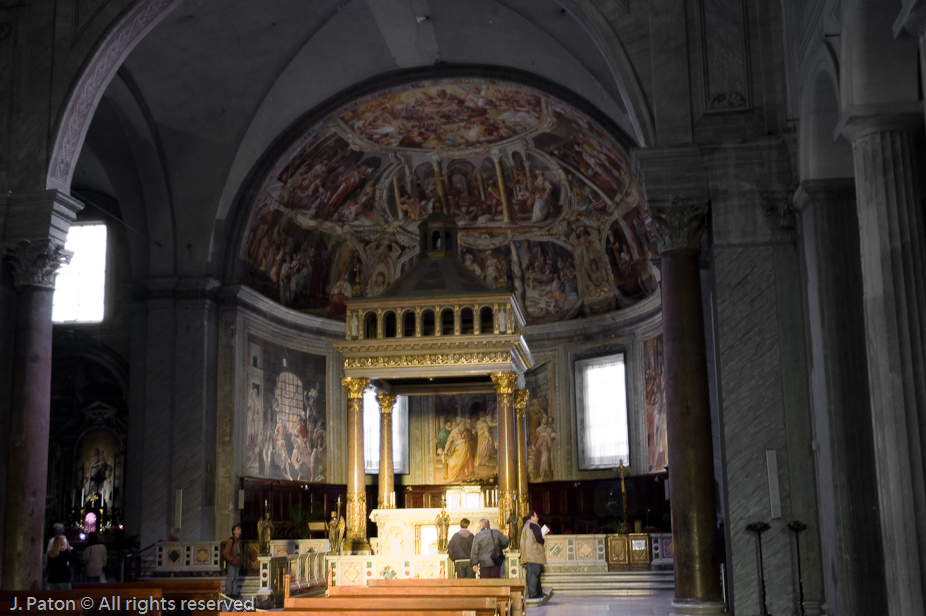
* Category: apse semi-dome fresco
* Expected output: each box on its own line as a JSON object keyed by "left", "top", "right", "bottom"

{"left": 240, "top": 78, "right": 657, "bottom": 324}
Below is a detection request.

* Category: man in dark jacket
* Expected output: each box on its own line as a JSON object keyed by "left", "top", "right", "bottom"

{"left": 469, "top": 518, "right": 509, "bottom": 578}
{"left": 447, "top": 518, "right": 476, "bottom": 578}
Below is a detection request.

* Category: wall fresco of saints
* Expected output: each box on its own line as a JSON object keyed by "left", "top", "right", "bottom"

{"left": 433, "top": 394, "right": 499, "bottom": 484}
{"left": 240, "top": 78, "right": 656, "bottom": 324}
{"left": 245, "top": 334, "right": 327, "bottom": 482}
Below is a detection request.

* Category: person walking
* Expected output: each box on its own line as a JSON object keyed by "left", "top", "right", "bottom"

{"left": 222, "top": 524, "right": 243, "bottom": 597}
{"left": 520, "top": 510, "right": 547, "bottom": 599}
{"left": 82, "top": 532, "right": 108, "bottom": 582}
{"left": 447, "top": 518, "right": 476, "bottom": 578}
{"left": 470, "top": 518, "right": 509, "bottom": 578}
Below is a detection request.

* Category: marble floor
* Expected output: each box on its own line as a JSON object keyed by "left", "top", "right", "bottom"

{"left": 528, "top": 592, "right": 677, "bottom": 616}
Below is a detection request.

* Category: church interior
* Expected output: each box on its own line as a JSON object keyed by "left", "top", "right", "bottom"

{"left": 1, "top": 1, "right": 925, "bottom": 615}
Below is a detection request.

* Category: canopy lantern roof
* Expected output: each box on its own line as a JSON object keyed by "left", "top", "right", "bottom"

{"left": 333, "top": 208, "right": 533, "bottom": 388}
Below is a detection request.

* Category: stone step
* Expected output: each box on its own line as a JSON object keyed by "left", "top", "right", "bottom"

{"left": 540, "top": 570, "right": 675, "bottom": 595}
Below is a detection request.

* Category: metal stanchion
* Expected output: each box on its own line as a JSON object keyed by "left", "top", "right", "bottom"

{"left": 747, "top": 521, "right": 772, "bottom": 616}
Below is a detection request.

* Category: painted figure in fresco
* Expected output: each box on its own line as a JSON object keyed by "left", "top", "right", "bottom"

{"left": 474, "top": 409, "right": 497, "bottom": 469}
{"left": 532, "top": 415, "right": 557, "bottom": 482}
{"left": 444, "top": 417, "right": 474, "bottom": 481}
{"left": 530, "top": 170, "right": 554, "bottom": 223}
{"left": 326, "top": 274, "right": 352, "bottom": 317}
{"left": 435, "top": 420, "right": 452, "bottom": 454}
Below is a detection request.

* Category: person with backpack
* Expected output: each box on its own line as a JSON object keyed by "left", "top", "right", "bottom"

{"left": 469, "top": 518, "right": 509, "bottom": 578}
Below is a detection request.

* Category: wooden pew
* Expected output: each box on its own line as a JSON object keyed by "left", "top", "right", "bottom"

{"left": 367, "top": 578, "right": 525, "bottom": 616}
{"left": 327, "top": 584, "right": 512, "bottom": 616}
{"left": 74, "top": 579, "right": 222, "bottom": 614}
{"left": 283, "top": 595, "right": 500, "bottom": 615}
{"left": 0, "top": 588, "right": 165, "bottom": 616}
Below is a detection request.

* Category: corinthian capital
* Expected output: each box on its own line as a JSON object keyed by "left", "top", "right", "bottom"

{"left": 342, "top": 377, "right": 370, "bottom": 399}
{"left": 644, "top": 198, "right": 709, "bottom": 254}
{"left": 4, "top": 240, "right": 72, "bottom": 289}
{"left": 491, "top": 372, "right": 518, "bottom": 395}
{"left": 377, "top": 393, "right": 396, "bottom": 415}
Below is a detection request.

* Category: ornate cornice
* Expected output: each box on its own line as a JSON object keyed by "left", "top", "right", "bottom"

{"left": 341, "top": 377, "right": 370, "bottom": 398}
{"left": 644, "top": 198, "right": 709, "bottom": 254}
{"left": 491, "top": 372, "right": 518, "bottom": 395}
{"left": 4, "top": 240, "right": 72, "bottom": 289}
{"left": 345, "top": 351, "right": 510, "bottom": 370}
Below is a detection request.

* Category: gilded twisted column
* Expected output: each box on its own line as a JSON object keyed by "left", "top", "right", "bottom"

{"left": 515, "top": 389, "right": 531, "bottom": 518}
{"left": 492, "top": 372, "right": 518, "bottom": 532}
{"left": 377, "top": 393, "right": 396, "bottom": 509}
{"left": 645, "top": 198, "right": 723, "bottom": 614}
{"left": 342, "top": 377, "right": 370, "bottom": 552}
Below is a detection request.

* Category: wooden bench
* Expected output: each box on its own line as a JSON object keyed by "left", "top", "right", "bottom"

{"left": 327, "top": 584, "right": 512, "bottom": 616}
{"left": 0, "top": 588, "right": 165, "bottom": 615}
{"left": 283, "top": 596, "right": 500, "bottom": 615}
{"left": 74, "top": 579, "right": 222, "bottom": 614}
{"left": 367, "top": 578, "right": 525, "bottom": 616}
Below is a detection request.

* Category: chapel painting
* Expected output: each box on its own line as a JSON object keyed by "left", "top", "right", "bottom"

{"left": 245, "top": 334, "right": 327, "bottom": 482}
{"left": 644, "top": 333, "right": 668, "bottom": 473}
{"left": 433, "top": 394, "right": 499, "bottom": 484}
{"left": 75, "top": 429, "right": 123, "bottom": 516}
{"left": 525, "top": 360, "right": 558, "bottom": 482}
{"left": 239, "top": 78, "right": 658, "bottom": 324}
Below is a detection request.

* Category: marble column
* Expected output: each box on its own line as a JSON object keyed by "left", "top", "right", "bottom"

{"left": 491, "top": 372, "right": 518, "bottom": 532}
{"left": 841, "top": 113, "right": 926, "bottom": 616}
{"left": 1, "top": 241, "right": 70, "bottom": 590}
{"left": 645, "top": 199, "right": 724, "bottom": 615}
{"left": 794, "top": 180, "right": 885, "bottom": 615}
{"left": 342, "top": 376, "right": 370, "bottom": 552}
{"left": 377, "top": 393, "right": 396, "bottom": 509}
{"left": 514, "top": 389, "right": 530, "bottom": 518}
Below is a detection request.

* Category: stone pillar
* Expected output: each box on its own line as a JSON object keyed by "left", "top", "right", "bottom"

{"left": 342, "top": 376, "right": 370, "bottom": 552}
{"left": 491, "top": 372, "right": 518, "bottom": 532}
{"left": 645, "top": 199, "right": 724, "bottom": 615}
{"left": 1, "top": 189, "right": 81, "bottom": 590}
{"left": 1, "top": 242, "right": 70, "bottom": 590}
{"left": 377, "top": 393, "right": 396, "bottom": 509}
{"left": 841, "top": 113, "right": 926, "bottom": 616}
{"left": 794, "top": 180, "right": 885, "bottom": 615}
{"left": 514, "top": 389, "right": 530, "bottom": 518}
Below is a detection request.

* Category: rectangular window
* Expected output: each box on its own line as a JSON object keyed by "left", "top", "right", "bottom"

{"left": 575, "top": 353, "right": 630, "bottom": 469}
{"left": 363, "top": 389, "right": 409, "bottom": 474}
{"left": 53, "top": 224, "right": 107, "bottom": 323}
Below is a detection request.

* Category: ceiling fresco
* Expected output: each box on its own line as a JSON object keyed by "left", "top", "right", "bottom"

{"left": 240, "top": 78, "right": 656, "bottom": 324}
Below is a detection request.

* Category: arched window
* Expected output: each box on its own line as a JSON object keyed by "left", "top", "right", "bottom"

{"left": 440, "top": 308, "right": 455, "bottom": 335}
{"left": 384, "top": 311, "right": 397, "bottom": 338}
{"left": 402, "top": 310, "right": 416, "bottom": 337}
{"left": 479, "top": 306, "right": 494, "bottom": 334}
{"left": 422, "top": 309, "right": 436, "bottom": 336}
{"left": 363, "top": 312, "right": 378, "bottom": 339}
{"left": 460, "top": 307, "right": 475, "bottom": 335}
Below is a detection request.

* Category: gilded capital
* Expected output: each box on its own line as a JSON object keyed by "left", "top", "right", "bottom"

{"left": 644, "top": 198, "right": 709, "bottom": 254}
{"left": 342, "top": 377, "right": 370, "bottom": 398}
{"left": 4, "top": 240, "right": 72, "bottom": 289}
{"left": 378, "top": 393, "right": 396, "bottom": 415}
{"left": 514, "top": 389, "right": 530, "bottom": 419}
{"left": 491, "top": 372, "right": 518, "bottom": 395}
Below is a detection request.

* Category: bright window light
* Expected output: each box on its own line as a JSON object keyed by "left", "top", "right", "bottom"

{"left": 53, "top": 224, "right": 107, "bottom": 323}
{"left": 363, "top": 388, "right": 409, "bottom": 474}
{"left": 576, "top": 353, "right": 630, "bottom": 469}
